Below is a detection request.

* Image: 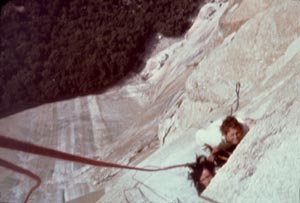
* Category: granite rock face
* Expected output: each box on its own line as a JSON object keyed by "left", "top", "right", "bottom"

{"left": 1, "top": 0, "right": 300, "bottom": 203}
{"left": 99, "top": 0, "right": 300, "bottom": 203}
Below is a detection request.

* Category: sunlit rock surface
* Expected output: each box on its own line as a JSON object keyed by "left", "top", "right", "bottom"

{"left": 1, "top": 0, "right": 300, "bottom": 203}
{"left": 99, "top": 0, "right": 300, "bottom": 203}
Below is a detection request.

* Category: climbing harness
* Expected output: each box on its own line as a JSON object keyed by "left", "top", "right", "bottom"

{"left": 230, "top": 82, "right": 241, "bottom": 115}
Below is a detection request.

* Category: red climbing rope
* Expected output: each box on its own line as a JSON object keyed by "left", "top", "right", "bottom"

{"left": 0, "top": 158, "right": 41, "bottom": 203}
{"left": 0, "top": 134, "right": 193, "bottom": 202}
{"left": 0, "top": 135, "right": 192, "bottom": 172}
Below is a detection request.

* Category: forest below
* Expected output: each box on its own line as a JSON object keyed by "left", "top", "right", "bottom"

{"left": 0, "top": 0, "right": 204, "bottom": 118}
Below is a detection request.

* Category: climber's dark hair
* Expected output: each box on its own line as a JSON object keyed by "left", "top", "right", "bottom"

{"left": 188, "top": 156, "right": 215, "bottom": 195}
{"left": 220, "top": 116, "right": 243, "bottom": 136}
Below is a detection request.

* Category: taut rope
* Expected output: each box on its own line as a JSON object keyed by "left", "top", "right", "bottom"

{"left": 0, "top": 134, "right": 193, "bottom": 203}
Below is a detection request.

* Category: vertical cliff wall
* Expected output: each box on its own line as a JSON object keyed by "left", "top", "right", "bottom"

{"left": 1, "top": 0, "right": 300, "bottom": 203}
{"left": 99, "top": 0, "right": 300, "bottom": 202}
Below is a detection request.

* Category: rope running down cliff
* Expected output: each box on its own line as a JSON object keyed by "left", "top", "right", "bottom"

{"left": 0, "top": 84, "right": 241, "bottom": 203}
{"left": 0, "top": 134, "right": 194, "bottom": 203}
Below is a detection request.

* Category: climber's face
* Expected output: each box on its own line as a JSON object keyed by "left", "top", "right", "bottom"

{"left": 225, "top": 127, "right": 242, "bottom": 145}
{"left": 200, "top": 168, "right": 213, "bottom": 187}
